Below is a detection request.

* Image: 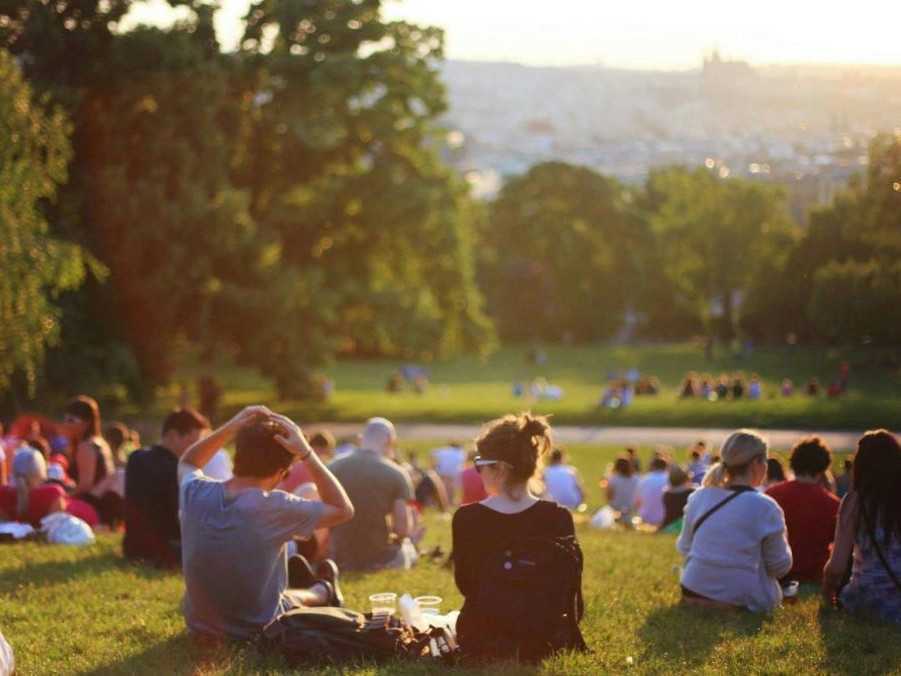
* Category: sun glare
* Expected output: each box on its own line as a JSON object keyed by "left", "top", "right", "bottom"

{"left": 121, "top": 0, "right": 901, "bottom": 69}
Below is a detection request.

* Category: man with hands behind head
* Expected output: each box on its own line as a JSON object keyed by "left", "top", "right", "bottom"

{"left": 178, "top": 406, "right": 355, "bottom": 641}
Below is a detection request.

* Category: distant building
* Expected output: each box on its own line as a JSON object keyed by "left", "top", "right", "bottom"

{"left": 702, "top": 50, "right": 757, "bottom": 98}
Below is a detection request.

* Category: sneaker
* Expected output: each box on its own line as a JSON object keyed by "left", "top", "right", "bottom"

{"left": 315, "top": 559, "right": 344, "bottom": 607}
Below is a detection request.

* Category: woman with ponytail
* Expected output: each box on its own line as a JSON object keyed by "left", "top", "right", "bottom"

{"left": 0, "top": 448, "right": 67, "bottom": 526}
{"left": 452, "top": 412, "right": 586, "bottom": 661}
{"left": 677, "top": 430, "right": 792, "bottom": 612}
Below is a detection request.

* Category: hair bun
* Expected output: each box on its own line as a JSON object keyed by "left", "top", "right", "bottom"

{"left": 520, "top": 414, "right": 549, "bottom": 439}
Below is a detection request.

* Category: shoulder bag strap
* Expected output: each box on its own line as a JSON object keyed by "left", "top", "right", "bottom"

{"left": 692, "top": 486, "right": 755, "bottom": 536}
{"left": 862, "top": 506, "right": 901, "bottom": 593}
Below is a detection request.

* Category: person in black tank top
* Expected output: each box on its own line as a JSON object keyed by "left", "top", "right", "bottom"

{"left": 451, "top": 412, "right": 585, "bottom": 662}
{"left": 64, "top": 396, "right": 120, "bottom": 525}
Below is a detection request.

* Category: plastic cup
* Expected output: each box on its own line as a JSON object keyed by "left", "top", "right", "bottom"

{"left": 369, "top": 593, "right": 397, "bottom": 617}
{"left": 415, "top": 595, "right": 442, "bottom": 616}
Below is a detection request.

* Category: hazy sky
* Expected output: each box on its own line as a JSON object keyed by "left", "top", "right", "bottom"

{"left": 123, "top": 0, "right": 901, "bottom": 70}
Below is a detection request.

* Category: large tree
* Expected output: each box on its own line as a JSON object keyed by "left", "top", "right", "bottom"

{"left": 644, "top": 167, "right": 797, "bottom": 344}
{"left": 481, "top": 162, "right": 639, "bottom": 342}
{"left": 0, "top": 50, "right": 98, "bottom": 395}
{"left": 2, "top": 0, "right": 495, "bottom": 399}
{"left": 222, "top": 0, "right": 494, "bottom": 394}
{"left": 799, "top": 134, "right": 901, "bottom": 345}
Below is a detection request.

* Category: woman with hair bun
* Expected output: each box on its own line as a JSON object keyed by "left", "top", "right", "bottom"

{"left": 677, "top": 429, "right": 792, "bottom": 612}
{"left": 823, "top": 430, "right": 901, "bottom": 624}
{"left": 452, "top": 412, "right": 586, "bottom": 662}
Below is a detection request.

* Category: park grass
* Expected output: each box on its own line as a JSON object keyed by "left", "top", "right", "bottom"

{"left": 149, "top": 343, "right": 901, "bottom": 431}
{"left": 4, "top": 443, "right": 899, "bottom": 675}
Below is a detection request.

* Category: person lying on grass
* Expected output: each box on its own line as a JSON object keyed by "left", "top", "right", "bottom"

{"left": 178, "top": 406, "right": 354, "bottom": 641}
{"left": 677, "top": 429, "right": 792, "bottom": 612}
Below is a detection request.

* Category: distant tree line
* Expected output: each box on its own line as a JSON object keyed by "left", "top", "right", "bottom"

{"left": 479, "top": 141, "right": 901, "bottom": 350}
{"left": 1, "top": 1, "right": 898, "bottom": 407}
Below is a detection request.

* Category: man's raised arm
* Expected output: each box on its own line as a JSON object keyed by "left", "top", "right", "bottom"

{"left": 178, "top": 405, "right": 272, "bottom": 481}
{"left": 270, "top": 413, "right": 355, "bottom": 529}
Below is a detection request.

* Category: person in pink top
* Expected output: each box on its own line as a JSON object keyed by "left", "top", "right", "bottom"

{"left": 460, "top": 451, "right": 488, "bottom": 505}
{"left": 279, "top": 430, "right": 335, "bottom": 494}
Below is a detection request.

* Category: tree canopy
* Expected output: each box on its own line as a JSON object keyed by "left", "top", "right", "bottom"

{"left": 0, "top": 50, "right": 98, "bottom": 394}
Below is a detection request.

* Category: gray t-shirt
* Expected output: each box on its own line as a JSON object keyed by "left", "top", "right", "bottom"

{"left": 179, "top": 468, "right": 324, "bottom": 639}
{"left": 328, "top": 450, "right": 414, "bottom": 570}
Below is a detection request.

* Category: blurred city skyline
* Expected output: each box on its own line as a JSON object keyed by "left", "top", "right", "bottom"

{"left": 123, "top": 0, "right": 901, "bottom": 70}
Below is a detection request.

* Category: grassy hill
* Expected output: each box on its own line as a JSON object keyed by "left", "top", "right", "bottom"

{"left": 3, "top": 442, "right": 899, "bottom": 674}
{"left": 149, "top": 343, "right": 901, "bottom": 431}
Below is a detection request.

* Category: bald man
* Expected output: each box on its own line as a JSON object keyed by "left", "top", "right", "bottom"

{"left": 328, "top": 418, "right": 419, "bottom": 570}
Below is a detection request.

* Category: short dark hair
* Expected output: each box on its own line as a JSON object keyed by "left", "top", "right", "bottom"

{"left": 789, "top": 437, "right": 832, "bottom": 477}
{"left": 550, "top": 448, "right": 564, "bottom": 464}
{"left": 105, "top": 422, "right": 130, "bottom": 451}
{"left": 234, "top": 421, "right": 295, "bottom": 478}
{"left": 650, "top": 456, "right": 668, "bottom": 472}
{"left": 613, "top": 456, "right": 633, "bottom": 477}
{"left": 766, "top": 457, "right": 787, "bottom": 482}
{"left": 162, "top": 408, "right": 210, "bottom": 437}
{"left": 26, "top": 437, "right": 50, "bottom": 460}
{"left": 309, "top": 430, "right": 335, "bottom": 450}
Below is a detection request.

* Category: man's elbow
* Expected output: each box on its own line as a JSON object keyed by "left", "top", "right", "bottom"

{"left": 337, "top": 502, "right": 355, "bottom": 524}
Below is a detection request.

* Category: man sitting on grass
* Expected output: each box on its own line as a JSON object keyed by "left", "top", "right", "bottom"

{"left": 329, "top": 417, "right": 422, "bottom": 570}
{"left": 123, "top": 408, "right": 211, "bottom": 568}
{"left": 178, "top": 406, "right": 354, "bottom": 640}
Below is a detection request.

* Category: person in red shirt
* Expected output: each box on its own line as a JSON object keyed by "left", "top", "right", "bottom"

{"left": 767, "top": 437, "right": 840, "bottom": 582}
{"left": 460, "top": 451, "right": 488, "bottom": 505}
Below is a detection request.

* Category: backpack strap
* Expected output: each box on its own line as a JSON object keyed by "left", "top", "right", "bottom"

{"left": 692, "top": 486, "right": 755, "bottom": 536}
{"left": 861, "top": 506, "right": 901, "bottom": 593}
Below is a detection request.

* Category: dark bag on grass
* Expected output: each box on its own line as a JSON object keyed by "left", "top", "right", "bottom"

{"left": 257, "top": 606, "right": 456, "bottom": 666}
{"left": 466, "top": 534, "right": 587, "bottom": 662}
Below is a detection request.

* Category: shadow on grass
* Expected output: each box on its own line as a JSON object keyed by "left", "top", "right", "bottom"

{"left": 816, "top": 605, "right": 901, "bottom": 675}
{"left": 0, "top": 550, "right": 177, "bottom": 596}
{"left": 81, "top": 632, "right": 241, "bottom": 676}
{"left": 638, "top": 603, "right": 764, "bottom": 669}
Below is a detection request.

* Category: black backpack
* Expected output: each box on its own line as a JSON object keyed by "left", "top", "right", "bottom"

{"left": 257, "top": 606, "right": 457, "bottom": 667}
{"left": 467, "top": 534, "right": 587, "bottom": 662}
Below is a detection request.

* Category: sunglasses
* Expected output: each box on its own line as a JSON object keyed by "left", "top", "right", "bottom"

{"left": 63, "top": 415, "right": 84, "bottom": 424}
{"left": 474, "top": 456, "right": 505, "bottom": 473}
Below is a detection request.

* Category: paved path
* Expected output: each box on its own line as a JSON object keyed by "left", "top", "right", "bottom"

{"left": 320, "top": 423, "right": 863, "bottom": 451}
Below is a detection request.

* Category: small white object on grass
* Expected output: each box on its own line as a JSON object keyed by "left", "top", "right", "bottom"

{"left": 626, "top": 656, "right": 635, "bottom": 666}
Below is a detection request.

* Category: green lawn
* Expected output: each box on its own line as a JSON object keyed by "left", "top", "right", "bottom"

{"left": 148, "top": 344, "right": 901, "bottom": 431}
{"left": 3, "top": 443, "right": 899, "bottom": 675}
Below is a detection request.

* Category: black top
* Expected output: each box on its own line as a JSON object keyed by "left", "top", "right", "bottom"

{"left": 661, "top": 487, "right": 695, "bottom": 530}
{"left": 123, "top": 445, "right": 181, "bottom": 567}
{"left": 71, "top": 438, "right": 113, "bottom": 488}
{"left": 452, "top": 500, "right": 576, "bottom": 657}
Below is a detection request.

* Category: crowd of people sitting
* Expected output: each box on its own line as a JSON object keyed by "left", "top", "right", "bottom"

{"left": 679, "top": 362, "right": 851, "bottom": 402}
{"left": 1, "top": 394, "right": 900, "bottom": 665}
